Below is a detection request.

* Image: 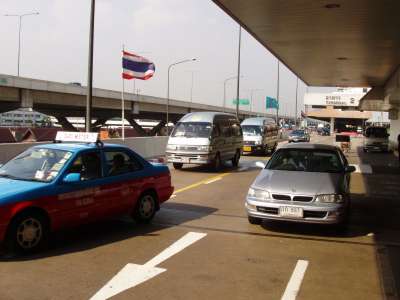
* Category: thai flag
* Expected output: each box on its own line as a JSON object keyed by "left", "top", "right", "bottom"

{"left": 122, "top": 51, "right": 155, "bottom": 80}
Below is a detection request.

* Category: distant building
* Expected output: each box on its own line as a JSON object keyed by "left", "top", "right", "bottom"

{"left": 0, "top": 109, "right": 51, "bottom": 128}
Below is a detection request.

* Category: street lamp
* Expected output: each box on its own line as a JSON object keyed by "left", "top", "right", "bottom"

{"left": 167, "top": 58, "right": 196, "bottom": 134}
{"left": 223, "top": 76, "right": 243, "bottom": 113}
{"left": 249, "top": 89, "right": 263, "bottom": 114}
{"left": 4, "top": 12, "right": 39, "bottom": 76}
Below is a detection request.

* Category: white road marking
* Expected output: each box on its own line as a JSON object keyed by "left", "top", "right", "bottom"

{"left": 281, "top": 260, "right": 309, "bottom": 300}
{"left": 90, "top": 232, "right": 207, "bottom": 300}
{"left": 350, "top": 164, "right": 372, "bottom": 174}
{"left": 204, "top": 177, "right": 222, "bottom": 184}
{"left": 145, "top": 232, "right": 207, "bottom": 267}
{"left": 238, "top": 166, "right": 249, "bottom": 172}
{"left": 170, "top": 194, "right": 177, "bottom": 199}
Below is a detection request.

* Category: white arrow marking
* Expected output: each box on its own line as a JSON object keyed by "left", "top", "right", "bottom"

{"left": 281, "top": 260, "right": 309, "bottom": 300}
{"left": 90, "top": 232, "right": 207, "bottom": 300}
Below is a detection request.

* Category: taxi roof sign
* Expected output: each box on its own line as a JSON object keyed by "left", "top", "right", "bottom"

{"left": 55, "top": 131, "right": 99, "bottom": 143}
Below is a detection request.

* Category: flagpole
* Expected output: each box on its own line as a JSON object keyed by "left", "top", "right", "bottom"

{"left": 122, "top": 45, "right": 125, "bottom": 140}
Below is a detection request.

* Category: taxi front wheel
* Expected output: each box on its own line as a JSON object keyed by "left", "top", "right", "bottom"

{"left": 133, "top": 193, "right": 157, "bottom": 223}
{"left": 5, "top": 211, "right": 49, "bottom": 254}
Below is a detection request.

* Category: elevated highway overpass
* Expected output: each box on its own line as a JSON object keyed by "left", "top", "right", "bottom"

{"left": 0, "top": 74, "right": 288, "bottom": 134}
{"left": 212, "top": 0, "right": 400, "bottom": 147}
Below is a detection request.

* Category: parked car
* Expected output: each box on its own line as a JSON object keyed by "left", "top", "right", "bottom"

{"left": 288, "top": 129, "right": 310, "bottom": 142}
{"left": 363, "top": 126, "right": 390, "bottom": 152}
{"left": 0, "top": 132, "right": 173, "bottom": 253}
{"left": 245, "top": 143, "right": 355, "bottom": 226}
{"left": 241, "top": 117, "right": 278, "bottom": 155}
{"left": 317, "top": 127, "right": 330, "bottom": 136}
{"left": 166, "top": 112, "right": 243, "bottom": 170}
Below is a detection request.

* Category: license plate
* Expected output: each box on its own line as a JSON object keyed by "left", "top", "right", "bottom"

{"left": 181, "top": 157, "right": 190, "bottom": 163}
{"left": 279, "top": 206, "right": 303, "bottom": 218}
{"left": 243, "top": 146, "right": 252, "bottom": 152}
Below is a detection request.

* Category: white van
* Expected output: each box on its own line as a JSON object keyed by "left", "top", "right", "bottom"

{"left": 166, "top": 112, "right": 243, "bottom": 170}
{"left": 363, "top": 126, "right": 390, "bottom": 152}
{"left": 241, "top": 117, "right": 279, "bottom": 155}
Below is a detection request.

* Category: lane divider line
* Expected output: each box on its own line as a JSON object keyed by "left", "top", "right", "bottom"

{"left": 204, "top": 177, "right": 222, "bottom": 184}
{"left": 173, "top": 172, "right": 230, "bottom": 194}
{"left": 90, "top": 232, "right": 207, "bottom": 300}
{"left": 281, "top": 260, "right": 309, "bottom": 300}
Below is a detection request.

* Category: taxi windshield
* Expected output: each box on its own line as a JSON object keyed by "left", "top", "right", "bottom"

{"left": 0, "top": 148, "right": 73, "bottom": 182}
{"left": 242, "top": 125, "right": 262, "bottom": 136}
{"left": 171, "top": 122, "right": 212, "bottom": 138}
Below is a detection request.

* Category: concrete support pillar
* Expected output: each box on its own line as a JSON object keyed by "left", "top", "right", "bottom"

{"left": 330, "top": 117, "right": 335, "bottom": 135}
{"left": 150, "top": 120, "right": 166, "bottom": 136}
{"left": 55, "top": 116, "right": 79, "bottom": 132}
{"left": 20, "top": 89, "right": 33, "bottom": 108}
{"left": 91, "top": 117, "right": 109, "bottom": 132}
{"left": 125, "top": 116, "right": 148, "bottom": 136}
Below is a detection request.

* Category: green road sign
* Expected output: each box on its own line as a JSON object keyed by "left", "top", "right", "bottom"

{"left": 0, "top": 78, "right": 8, "bottom": 85}
{"left": 232, "top": 98, "right": 250, "bottom": 105}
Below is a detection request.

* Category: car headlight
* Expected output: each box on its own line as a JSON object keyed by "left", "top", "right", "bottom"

{"left": 315, "top": 194, "right": 344, "bottom": 203}
{"left": 248, "top": 188, "right": 270, "bottom": 200}
{"left": 166, "top": 144, "right": 177, "bottom": 151}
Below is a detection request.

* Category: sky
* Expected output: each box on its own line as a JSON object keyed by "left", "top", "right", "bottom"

{"left": 0, "top": 0, "right": 308, "bottom": 118}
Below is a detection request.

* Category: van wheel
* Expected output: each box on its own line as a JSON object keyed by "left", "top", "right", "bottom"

{"left": 231, "top": 150, "right": 240, "bottom": 167}
{"left": 213, "top": 153, "right": 222, "bottom": 171}
{"left": 173, "top": 163, "right": 183, "bottom": 170}
{"left": 248, "top": 216, "right": 262, "bottom": 225}
{"left": 270, "top": 143, "right": 277, "bottom": 154}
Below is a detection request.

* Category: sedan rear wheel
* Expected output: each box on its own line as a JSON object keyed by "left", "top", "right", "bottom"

{"left": 133, "top": 193, "right": 157, "bottom": 223}
{"left": 173, "top": 162, "right": 183, "bottom": 170}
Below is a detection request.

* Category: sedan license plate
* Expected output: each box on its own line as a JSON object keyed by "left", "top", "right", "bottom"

{"left": 279, "top": 206, "right": 303, "bottom": 218}
{"left": 181, "top": 157, "right": 190, "bottom": 163}
{"left": 243, "top": 146, "right": 252, "bottom": 152}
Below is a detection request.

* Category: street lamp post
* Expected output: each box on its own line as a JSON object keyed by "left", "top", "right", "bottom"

{"left": 167, "top": 58, "right": 196, "bottom": 135}
{"left": 85, "top": 0, "right": 95, "bottom": 132}
{"left": 235, "top": 25, "right": 242, "bottom": 118}
{"left": 249, "top": 89, "right": 263, "bottom": 114}
{"left": 4, "top": 12, "right": 39, "bottom": 76}
{"left": 223, "top": 76, "right": 239, "bottom": 113}
{"left": 276, "top": 60, "right": 280, "bottom": 125}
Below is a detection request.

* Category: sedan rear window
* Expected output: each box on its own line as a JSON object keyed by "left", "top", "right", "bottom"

{"left": 267, "top": 149, "right": 343, "bottom": 173}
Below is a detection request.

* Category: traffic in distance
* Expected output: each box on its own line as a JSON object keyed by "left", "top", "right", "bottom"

{"left": 0, "top": 111, "right": 361, "bottom": 255}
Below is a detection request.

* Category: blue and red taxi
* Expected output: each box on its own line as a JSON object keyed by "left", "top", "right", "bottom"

{"left": 0, "top": 132, "right": 173, "bottom": 253}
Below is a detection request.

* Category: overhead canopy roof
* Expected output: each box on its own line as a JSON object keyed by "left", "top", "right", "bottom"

{"left": 212, "top": 1, "right": 400, "bottom": 88}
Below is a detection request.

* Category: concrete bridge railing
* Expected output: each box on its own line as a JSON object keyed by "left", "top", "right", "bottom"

{"left": 0, "top": 136, "right": 169, "bottom": 164}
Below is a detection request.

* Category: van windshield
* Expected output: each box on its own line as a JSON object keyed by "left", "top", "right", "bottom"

{"left": 171, "top": 122, "right": 212, "bottom": 138}
{"left": 242, "top": 125, "right": 262, "bottom": 136}
{"left": 366, "top": 127, "right": 387, "bottom": 138}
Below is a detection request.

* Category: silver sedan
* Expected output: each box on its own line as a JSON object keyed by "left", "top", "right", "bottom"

{"left": 246, "top": 143, "right": 355, "bottom": 225}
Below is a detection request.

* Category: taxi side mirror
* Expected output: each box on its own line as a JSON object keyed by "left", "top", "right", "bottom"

{"left": 63, "top": 173, "right": 81, "bottom": 183}
{"left": 344, "top": 165, "right": 356, "bottom": 173}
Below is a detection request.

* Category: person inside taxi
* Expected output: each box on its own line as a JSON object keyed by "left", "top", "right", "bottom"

{"left": 109, "top": 154, "right": 130, "bottom": 176}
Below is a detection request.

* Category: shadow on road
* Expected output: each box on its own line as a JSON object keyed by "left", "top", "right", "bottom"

{"left": 0, "top": 202, "right": 218, "bottom": 262}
